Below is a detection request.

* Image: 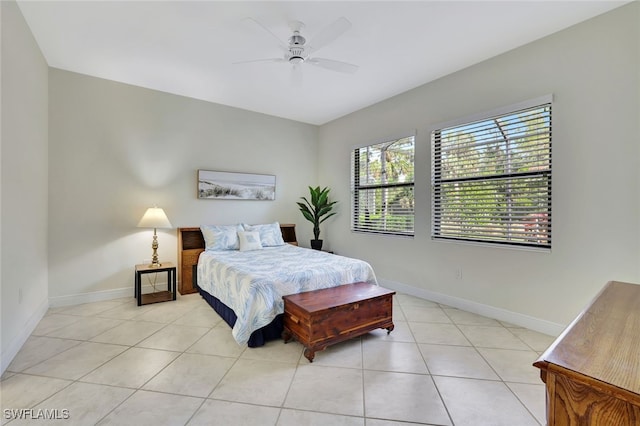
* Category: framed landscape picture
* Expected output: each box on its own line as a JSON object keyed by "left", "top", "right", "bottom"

{"left": 197, "top": 170, "right": 276, "bottom": 200}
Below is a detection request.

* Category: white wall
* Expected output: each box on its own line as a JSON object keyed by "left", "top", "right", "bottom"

{"left": 48, "top": 69, "right": 319, "bottom": 304}
{"left": 319, "top": 3, "right": 640, "bottom": 333}
{"left": 1, "top": 0, "right": 50, "bottom": 372}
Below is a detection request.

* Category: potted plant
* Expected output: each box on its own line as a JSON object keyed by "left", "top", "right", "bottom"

{"left": 297, "top": 186, "right": 338, "bottom": 250}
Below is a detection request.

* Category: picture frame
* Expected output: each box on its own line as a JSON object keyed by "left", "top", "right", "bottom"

{"left": 197, "top": 170, "right": 276, "bottom": 200}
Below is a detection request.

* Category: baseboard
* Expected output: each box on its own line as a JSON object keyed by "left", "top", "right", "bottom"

{"left": 378, "top": 278, "right": 565, "bottom": 337}
{"left": 1, "top": 297, "right": 49, "bottom": 375}
{"left": 48, "top": 284, "right": 164, "bottom": 308}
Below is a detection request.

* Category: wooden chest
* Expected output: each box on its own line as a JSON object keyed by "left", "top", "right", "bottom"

{"left": 282, "top": 282, "right": 395, "bottom": 362}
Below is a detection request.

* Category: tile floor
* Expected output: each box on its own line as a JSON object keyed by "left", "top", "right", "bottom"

{"left": 1, "top": 292, "right": 554, "bottom": 425}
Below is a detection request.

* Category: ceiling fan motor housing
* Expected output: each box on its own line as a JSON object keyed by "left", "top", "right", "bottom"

{"left": 288, "top": 32, "right": 306, "bottom": 64}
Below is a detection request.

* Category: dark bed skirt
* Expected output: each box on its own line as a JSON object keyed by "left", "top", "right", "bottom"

{"left": 196, "top": 284, "right": 284, "bottom": 347}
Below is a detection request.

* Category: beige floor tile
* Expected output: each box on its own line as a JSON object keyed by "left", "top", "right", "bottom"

{"left": 7, "top": 336, "right": 81, "bottom": 372}
{"left": 172, "top": 306, "right": 223, "bottom": 327}
{"left": 189, "top": 400, "right": 280, "bottom": 426}
{"left": 509, "top": 328, "right": 556, "bottom": 352}
{"left": 364, "top": 370, "right": 450, "bottom": 425}
{"left": 143, "top": 353, "right": 235, "bottom": 397}
{"left": 44, "top": 317, "right": 125, "bottom": 341}
{"left": 80, "top": 347, "right": 179, "bottom": 388}
{"left": 409, "top": 322, "right": 471, "bottom": 346}
{"left": 1, "top": 371, "right": 15, "bottom": 381}
{"left": 136, "top": 323, "right": 209, "bottom": 352}
{"left": 31, "top": 314, "right": 82, "bottom": 336}
{"left": 96, "top": 301, "right": 156, "bottom": 320}
{"left": 302, "top": 338, "right": 362, "bottom": 368}
{"left": 434, "top": 376, "right": 538, "bottom": 426}
{"left": 211, "top": 358, "right": 297, "bottom": 406}
{"left": 186, "top": 326, "right": 246, "bottom": 358}
{"left": 401, "top": 306, "right": 452, "bottom": 323}
{"left": 29, "top": 382, "right": 134, "bottom": 426}
{"left": 391, "top": 303, "right": 406, "bottom": 322}
{"left": 507, "top": 382, "right": 547, "bottom": 425}
{"left": 131, "top": 302, "right": 192, "bottom": 323}
{"left": 419, "top": 343, "right": 500, "bottom": 380}
{"left": 362, "top": 340, "right": 428, "bottom": 374}
{"left": 54, "top": 300, "right": 125, "bottom": 317}
{"left": 443, "top": 308, "right": 502, "bottom": 326}
{"left": 277, "top": 408, "right": 364, "bottom": 426}
{"left": 477, "top": 348, "right": 541, "bottom": 384}
{"left": 364, "top": 320, "right": 415, "bottom": 343}
{"left": 23, "top": 342, "right": 127, "bottom": 380}
{"left": 284, "top": 364, "right": 364, "bottom": 416}
{"left": 174, "top": 293, "right": 204, "bottom": 305}
{"left": 0, "top": 374, "right": 71, "bottom": 421}
{"left": 365, "top": 420, "right": 429, "bottom": 426}
{"left": 96, "top": 390, "right": 203, "bottom": 426}
{"left": 458, "top": 325, "right": 530, "bottom": 350}
{"left": 90, "top": 320, "right": 165, "bottom": 346}
{"left": 395, "top": 294, "right": 439, "bottom": 308}
{"left": 240, "top": 338, "right": 304, "bottom": 364}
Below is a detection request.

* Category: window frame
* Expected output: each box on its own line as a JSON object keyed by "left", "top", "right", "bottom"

{"left": 430, "top": 96, "right": 552, "bottom": 249}
{"left": 351, "top": 133, "right": 416, "bottom": 237}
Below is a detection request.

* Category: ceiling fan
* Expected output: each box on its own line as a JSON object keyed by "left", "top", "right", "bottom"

{"left": 236, "top": 17, "right": 359, "bottom": 74}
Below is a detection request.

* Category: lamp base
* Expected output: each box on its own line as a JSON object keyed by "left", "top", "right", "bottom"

{"left": 149, "top": 230, "right": 162, "bottom": 268}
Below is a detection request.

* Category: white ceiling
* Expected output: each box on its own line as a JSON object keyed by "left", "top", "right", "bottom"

{"left": 17, "top": 1, "right": 627, "bottom": 125}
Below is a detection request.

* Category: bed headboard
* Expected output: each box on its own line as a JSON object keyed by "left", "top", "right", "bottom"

{"left": 177, "top": 224, "right": 298, "bottom": 295}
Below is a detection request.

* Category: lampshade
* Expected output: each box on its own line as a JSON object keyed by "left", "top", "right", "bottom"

{"left": 137, "top": 207, "right": 172, "bottom": 229}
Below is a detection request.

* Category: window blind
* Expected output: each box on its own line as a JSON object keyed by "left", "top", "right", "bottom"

{"left": 352, "top": 136, "right": 415, "bottom": 236}
{"left": 432, "top": 103, "right": 552, "bottom": 248}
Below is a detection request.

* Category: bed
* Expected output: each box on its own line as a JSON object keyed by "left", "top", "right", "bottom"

{"left": 177, "top": 223, "right": 378, "bottom": 347}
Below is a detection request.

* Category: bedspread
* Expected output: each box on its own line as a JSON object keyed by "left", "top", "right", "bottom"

{"left": 197, "top": 244, "right": 378, "bottom": 345}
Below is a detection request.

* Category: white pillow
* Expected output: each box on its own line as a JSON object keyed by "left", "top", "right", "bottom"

{"left": 238, "top": 231, "right": 262, "bottom": 252}
{"left": 243, "top": 222, "right": 286, "bottom": 247}
{"left": 201, "top": 224, "right": 243, "bottom": 250}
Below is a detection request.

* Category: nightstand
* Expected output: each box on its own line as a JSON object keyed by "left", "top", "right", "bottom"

{"left": 134, "top": 262, "right": 177, "bottom": 306}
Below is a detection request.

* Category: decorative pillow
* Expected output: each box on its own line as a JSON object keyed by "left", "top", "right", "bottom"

{"left": 200, "top": 224, "right": 243, "bottom": 251}
{"left": 243, "top": 222, "right": 286, "bottom": 247}
{"left": 238, "top": 231, "right": 262, "bottom": 252}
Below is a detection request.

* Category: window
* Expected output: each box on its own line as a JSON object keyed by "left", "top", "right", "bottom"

{"left": 431, "top": 101, "right": 552, "bottom": 248}
{"left": 352, "top": 135, "right": 415, "bottom": 236}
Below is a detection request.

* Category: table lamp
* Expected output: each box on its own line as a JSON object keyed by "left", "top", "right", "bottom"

{"left": 137, "top": 206, "right": 172, "bottom": 267}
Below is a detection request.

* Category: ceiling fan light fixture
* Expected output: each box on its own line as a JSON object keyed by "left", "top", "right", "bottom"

{"left": 289, "top": 56, "right": 305, "bottom": 65}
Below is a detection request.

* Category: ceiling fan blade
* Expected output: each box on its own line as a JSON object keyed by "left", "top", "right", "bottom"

{"left": 233, "top": 58, "right": 286, "bottom": 65}
{"left": 242, "top": 17, "right": 288, "bottom": 52}
{"left": 306, "top": 17, "right": 351, "bottom": 54}
{"left": 307, "top": 57, "right": 358, "bottom": 74}
{"left": 291, "top": 64, "right": 303, "bottom": 86}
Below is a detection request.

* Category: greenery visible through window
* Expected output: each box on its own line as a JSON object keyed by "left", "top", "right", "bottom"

{"left": 432, "top": 102, "right": 552, "bottom": 248}
{"left": 352, "top": 136, "right": 415, "bottom": 236}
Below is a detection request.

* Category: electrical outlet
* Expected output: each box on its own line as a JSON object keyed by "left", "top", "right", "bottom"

{"left": 455, "top": 267, "right": 463, "bottom": 280}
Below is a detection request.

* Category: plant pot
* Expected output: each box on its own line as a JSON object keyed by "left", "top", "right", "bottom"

{"left": 310, "top": 239, "right": 323, "bottom": 250}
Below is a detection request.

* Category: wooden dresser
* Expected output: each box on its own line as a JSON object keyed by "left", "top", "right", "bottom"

{"left": 282, "top": 282, "right": 395, "bottom": 362}
{"left": 533, "top": 281, "right": 640, "bottom": 425}
{"left": 177, "top": 224, "right": 298, "bottom": 295}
